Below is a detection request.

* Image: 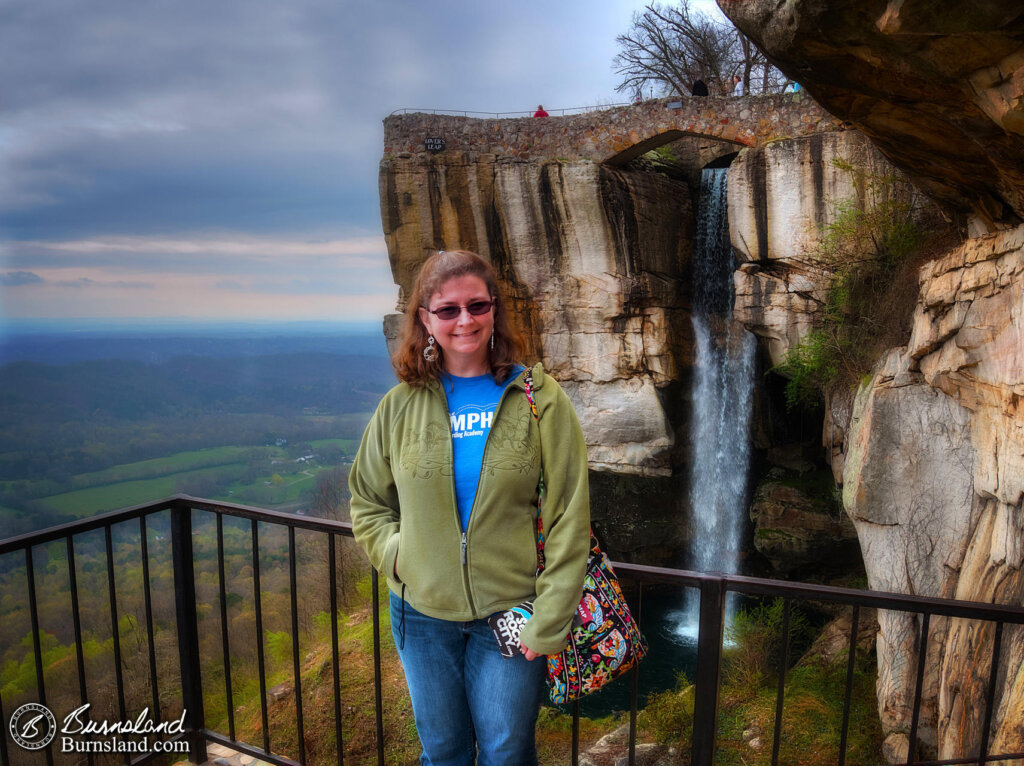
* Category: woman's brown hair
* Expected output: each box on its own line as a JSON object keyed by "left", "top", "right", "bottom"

{"left": 393, "top": 250, "right": 524, "bottom": 386}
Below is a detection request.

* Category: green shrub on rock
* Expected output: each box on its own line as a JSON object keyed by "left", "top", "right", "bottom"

{"left": 774, "top": 160, "right": 945, "bottom": 409}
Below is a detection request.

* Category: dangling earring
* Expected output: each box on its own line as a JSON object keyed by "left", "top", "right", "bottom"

{"left": 423, "top": 335, "right": 438, "bottom": 362}
{"left": 490, "top": 331, "right": 495, "bottom": 351}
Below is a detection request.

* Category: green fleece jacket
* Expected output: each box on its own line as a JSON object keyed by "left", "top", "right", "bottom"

{"left": 348, "top": 363, "right": 590, "bottom": 655}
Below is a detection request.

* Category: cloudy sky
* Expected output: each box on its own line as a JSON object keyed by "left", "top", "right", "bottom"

{"left": 0, "top": 0, "right": 670, "bottom": 324}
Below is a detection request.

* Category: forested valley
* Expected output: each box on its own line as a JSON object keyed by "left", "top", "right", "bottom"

{"left": 0, "top": 337, "right": 396, "bottom": 537}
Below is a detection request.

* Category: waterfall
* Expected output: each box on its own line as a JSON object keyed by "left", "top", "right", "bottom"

{"left": 672, "top": 167, "right": 756, "bottom": 641}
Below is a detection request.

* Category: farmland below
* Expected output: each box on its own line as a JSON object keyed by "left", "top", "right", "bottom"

{"left": 0, "top": 324, "right": 396, "bottom": 535}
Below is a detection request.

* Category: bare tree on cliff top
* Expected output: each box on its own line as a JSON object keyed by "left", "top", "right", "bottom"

{"left": 613, "top": 2, "right": 789, "bottom": 97}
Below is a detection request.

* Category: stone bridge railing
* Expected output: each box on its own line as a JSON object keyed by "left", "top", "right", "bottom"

{"left": 383, "top": 94, "right": 847, "bottom": 164}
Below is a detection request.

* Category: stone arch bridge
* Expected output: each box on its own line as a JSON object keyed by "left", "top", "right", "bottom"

{"left": 383, "top": 94, "right": 846, "bottom": 165}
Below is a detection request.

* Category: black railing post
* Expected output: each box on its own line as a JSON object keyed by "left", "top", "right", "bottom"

{"left": 770, "top": 598, "right": 792, "bottom": 765}
{"left": 837, "top": 604, "right": 860, "bottom": 766}
{"left": 25, "top": 545, "right": 55, "bottom": 766}
{"left": 329, "top": 535, "right": 344, "bottom": 766}
{"left": 978, "top": 621, "right": 1004, "bottom": 766}
{"left": 216, "top": 513, "right": 236, "bottom": 742}
{"left": 171, "top": 499, "right": 208, "bottom": 764}
{"left": 371, "top": 568, "right": 385, "bottom": 766}
{"left": 907, "top": 612, "right": 931, "bottom": 765}
{"left": 628, "top": 584, "right": 644, "bottom": 766}
{"left": 139, "top": 515, "right": 162, "bottom": 721}
{"left": 571, "top": 700, "right": 580, "bottom": 765}
{"left": 691, "top": 576, "right": 726, "bottom": 766}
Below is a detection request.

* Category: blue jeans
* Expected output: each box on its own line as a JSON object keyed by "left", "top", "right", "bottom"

{"left": 390, "top": 590, "right": 547, "bottom": 766}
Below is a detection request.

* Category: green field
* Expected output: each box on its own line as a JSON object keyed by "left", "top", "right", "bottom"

{"left": 43, "top": 463, "right": 250, "bottom": 515}
{"left": 309, "top": 438, "right": 359, "bottom": 453}
{"left": 219, "top": 466, "right": 333, "bottom": 508}
{"left": 5, "top": 436, "right": 357, "bottom": 523}
{"left": 0, "top": 446, "right": 281, "bottom": 500}
{"left": 40, "top": 460, "right": 339, "bottom": 514}
{"left": 70, "top": 446, "right": 267, "bottom": 489}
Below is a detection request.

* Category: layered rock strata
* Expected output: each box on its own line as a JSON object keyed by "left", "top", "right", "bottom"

{"left": 729, "top": 131, "right": 925, "bottom": 368}
{"left": 722, "top": 82, "right": 1024, "bottom": 756}
{"left": 379, "top": 151, "right": 694, "bottom": 479}
{"left": 842, "top": 225, "right": 1024, "bottom": 760}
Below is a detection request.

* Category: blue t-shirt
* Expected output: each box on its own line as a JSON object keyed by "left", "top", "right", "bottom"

{"left": 445, "top": 367, "right": 523, "bottom": 531}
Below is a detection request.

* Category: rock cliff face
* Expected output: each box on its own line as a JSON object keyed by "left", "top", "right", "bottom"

{"left": 380, "top": 152, "right": 693, "bottom": 479}
{"left": 716, "top": 1, "right": 1024, "bottom": 758}
{"left": 729, "top": 131, "right": 922, "bottom": 368}
{"left": 841, "top": 227, "right": 1024, "bottom": 760}
{"left": 731, "top": 140, "right": 1024, "bottom": 759}
{"left": 718, "top": 0, "right": 1024, "bottom": 230}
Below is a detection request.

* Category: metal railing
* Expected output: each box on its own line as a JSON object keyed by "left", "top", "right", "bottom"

{"left": 387, "top": 92, "right": 806, "bottom": 120}
{"left": 389, "top": 102, "right": 633, "bottom": 119}
{"left": 1, "top": 495, "right": 1023, "bottom": 766}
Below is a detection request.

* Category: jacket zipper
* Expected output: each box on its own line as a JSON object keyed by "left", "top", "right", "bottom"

{"left": 436, "top": 382, "right": 462, "bottom": 541}
{"left": 461, "top": 373, "right": 521, "bottom": 555}
{"left": 443, "top": 369, "right": 527, "bottom": 615}
{"left": 437, "top": 381, "right": 478, "bottom": 614}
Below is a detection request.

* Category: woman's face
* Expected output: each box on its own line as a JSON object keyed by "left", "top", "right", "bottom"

{"left": 418, "top": 274, "right": 495, "bottom": 376}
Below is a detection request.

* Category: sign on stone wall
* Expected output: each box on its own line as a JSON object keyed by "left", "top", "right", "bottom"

{"left": 425, "top": 137, "right": 446, "bottom": 152}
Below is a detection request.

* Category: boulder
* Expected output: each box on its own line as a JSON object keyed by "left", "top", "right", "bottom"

{"left": 749, "top": 471, "right": 859, "bottom": 575}
{"left": 798, "top": 608, "right": 879, "bottom": 667}
{"left": 579, "top": 723, "right": 669, "bottom": 766}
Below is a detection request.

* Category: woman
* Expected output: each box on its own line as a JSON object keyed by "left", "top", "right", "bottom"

{"left": 349, "top": 250, "right": 590, "bottom": 766}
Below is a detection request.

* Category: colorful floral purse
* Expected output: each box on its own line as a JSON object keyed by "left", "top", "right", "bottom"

{"left": 488, "top": 368, "right": 648, "bottom": 704}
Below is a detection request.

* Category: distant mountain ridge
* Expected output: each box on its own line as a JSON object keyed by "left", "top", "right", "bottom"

{"left": 0, "top": 352, "right": 394, "bottom": 422}
{"left": 0, "top": 328, "right": 389, "bottom": 365}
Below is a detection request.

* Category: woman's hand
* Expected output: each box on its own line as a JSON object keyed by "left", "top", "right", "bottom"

{"left": 520, "top": 642, "right": 542, "bottom": 661}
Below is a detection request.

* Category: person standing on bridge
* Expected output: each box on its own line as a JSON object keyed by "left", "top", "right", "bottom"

{"left": 731, "top": 75, "right": 745, "bottom": 96}
{"left": 691, "top": 78, "right": 709, "bottom": 97}
{"left": 349, "top": 250, "right": 591, "bottom": 766}
{"left": 532, "top": 104, "right": 549, "bottom": 117}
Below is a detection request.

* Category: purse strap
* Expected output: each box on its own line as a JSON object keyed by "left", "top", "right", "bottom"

{"left": 524, "top": 367, "right": 599, "bottom": 575}
{"left": 523, "top": 368, "right": 547, "bottom": 573}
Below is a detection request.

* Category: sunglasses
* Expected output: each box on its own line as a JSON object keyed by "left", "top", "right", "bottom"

{"left": 427, "top": 300, "right": 494, "bottom": 321}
